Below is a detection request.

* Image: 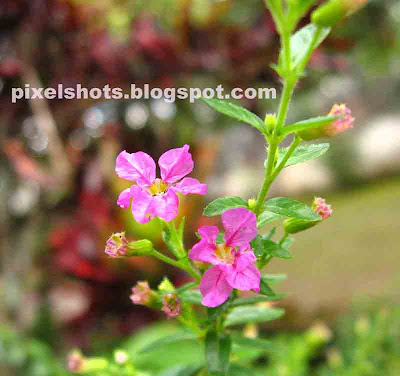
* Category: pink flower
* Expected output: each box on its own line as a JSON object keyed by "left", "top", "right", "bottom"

{"left": 162, "top": 293, "right": 181, "bottom": 318}
{"left": 325, "top": 104, "right": 354, "bottom": 137}
{"left": 115, "top": 145, "right": 207, "bottom": 224}
{"left": 67, "top": 350, "right": 84, "bottom": 373}
{"left": 189, "top": 208, "right": 260, "bottom": 308}
{"left": 104, "top": 232, "right": 128, "bottom": 258}
{"left": 130, "top": 281, "right": 154, "bottom": 306}
{"left": 312, "top": 197, "right": 332, "bottom": 220}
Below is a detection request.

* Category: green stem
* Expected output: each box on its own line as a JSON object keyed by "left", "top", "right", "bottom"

{"left": 150, "top": 249, "right": 182, "bottom": 268}
{"left": 182, "top": 258, "right": 202, "bottom": 283}
{"left": 165, "top": 221, "right": 201, "bottom": 282}
{"left": 270, "top": 134, "right": 301, "bottom": 181}
{"left": 275, "top": 78, "right": 296, "bottom": 133}
{"left": 254, "top": 140, "right": 278, "bottom": 216}
{"left": 279, "top": 232, "right": 289, "bottom": 246}
{"left": 166, "top": 221, "right": 186, "bottom": 258}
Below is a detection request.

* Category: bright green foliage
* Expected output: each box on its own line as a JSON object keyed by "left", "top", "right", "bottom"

{"left": 203, "top": 196, "right": 248, "bottom": 217}
{"left": 201, "top": 98, "right": 266, "bottom": 134}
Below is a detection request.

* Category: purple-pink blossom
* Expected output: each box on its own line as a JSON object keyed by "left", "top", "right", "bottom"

{"left": 104, "top": 232, "right": 128, "bottom": 258}
{"left": 162, "top": 293, "right": 182, "bottom": 318}
{"left": 189, "top": 208, "right": 260, "bottom": 308}
{"left": 326, "top": 104, "right": 354, "bottom": 137}
{"left": 312, "top": 197, "right": 332, "bottom": 220}
{"left": 130, "top": 281, "right": 154, "bottom": 306}
{"left": 115, "top": 145, "right": 207, "bottom": 224}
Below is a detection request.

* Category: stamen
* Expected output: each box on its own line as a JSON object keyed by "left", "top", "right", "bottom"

{"left": 214, "top": 243, "right": 235, "bottom": 265}
{"left": 148, "top": 178, "right": 168, "bottom": 196}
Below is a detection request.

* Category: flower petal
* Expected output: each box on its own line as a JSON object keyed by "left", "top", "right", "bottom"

{"left": 117, "top": 187, "right": 133, "bottom": 209}
{"left": 200, "top": 266, "right": 232, "bottom": 308}
{"left": 130, "top": 185, "right": 157, "bottom": 224}
{"left": 171, "top": 177, "right": 207, "bottom": 195}
{"left": 222, "top": 208, "right": 257, "bottom": 248}
{"left": 152, "top": 190, "right": 179, "bottom": 222}
{"left": 234, "top": 251, "right": 257, "bottom": 272}
{"left": 189, "top": 226, "right": 219, "bottom": 264}
{"left": 158, "top": 145, "right": 194, "bottom": 184}
{"left": 225, "top": 262, "right": 260, "bottom": 291}
{"left": 116, "top": 150, "right": 156, "bottom": 187}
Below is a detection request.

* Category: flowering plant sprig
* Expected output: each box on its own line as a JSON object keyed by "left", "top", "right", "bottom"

{"left": 70, "top": 1, "right": 366, "bottom": 375}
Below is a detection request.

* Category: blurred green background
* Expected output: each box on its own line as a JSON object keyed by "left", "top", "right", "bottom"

{"left": 0, "top": 0, "right": 399, "bottom": 375}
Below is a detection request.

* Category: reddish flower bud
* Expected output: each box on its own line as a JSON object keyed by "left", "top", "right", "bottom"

{"left": 105, "top": 232, "right": 128, "bottom": 258}
{"left": 162, "top": 293, "right": 181, "bottom": 318}
{"left": 312, "top": 197, "right": 333, "bottom": 220}
{"left": 284, "top": 197, "right": 332, "bottom": 234}
{"left": 130, "top": 281, "right": 155, "bottom": 306}
{"left": 299, "top": 104, "right": 354, "bottom": 140}
{"left": 325, "top": 104, "right": 355, "bottom": 137}
{"left": 67, "top": 350, "right": 84, "bottom": 373}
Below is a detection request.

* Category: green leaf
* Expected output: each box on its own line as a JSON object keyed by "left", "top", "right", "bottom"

{"left": 264, "top": 197, "right": 321, "bottom": 221}
{"left": 176, "top": 282, "right": 198, "bottom": 295}
{"left": 290, "top": 24, "right": 331, "bottom": 68}
{"left": 264, "top": 228, "right": 276, "bottom": 240}
{"left": 178, "top": 217, "right": 186, "bottom": 240}
{"left": 257, "top": 211, "right": 285, "bottom": 229}
{"left": 231, "top": 334, "right": 275, "bottom": 351}
{"left": 159, "top": 364, "right": 204, "bottom": 376}
{"left": 140, "top": 333, "right": 197, "bottom": 353}
{"left": 232, "top": 295, "right": 284, "bottom": 307}
{"left": 277, "top": 143, "right": 330, "bottom": 168}
{"left": 281, "top": 116, "right": 339, "bottom": 137}
{"left": 202, "top": 98, "right": 266, "bottom": 133}
{"left": 218, "top": 334, "right": 231, "bottom": 375}
{"left": 263, "top": 239, "right": 292, "bottom": 259}
{"left": 205, "top": 331, "right": 231, "bottom": 375}
{"left": 179, "top": 290, "right": 202, "bottom": 305}
{"left": 250, "top": 235, "right": 264, "bottom": 258}
{"left": 203, "top": 196, "right": 248, "bottom": 217}
{"left": 253, "top": 235, "right": 292, "bottom": 260}
{"left": 225, "top": 306, "right": 285, "bottom": 327}
{"left": 259, "top": 278, "right": 276, "bottom": 296}
{"left": 205, "top": 330, "right": 219, "bottom": 374}
{"left": 262, "top": 274, "right": 287, "bottom": 284}
{"left": 208, "top": 295, "right": 234, "bottom": 322}
{"left": 281, "top": 236, "right": 294, "bottom": 250}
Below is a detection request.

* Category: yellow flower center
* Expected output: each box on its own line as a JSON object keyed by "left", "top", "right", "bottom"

{"left": 214, "top": 243, "right": 235, "bottom": 265}
{"left": 148, "top": 178, "right": 168, "bottom": 196}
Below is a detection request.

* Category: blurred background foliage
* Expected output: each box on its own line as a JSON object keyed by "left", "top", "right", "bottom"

{"left": 0, "top": 0, "right": 399, "bottom": 374}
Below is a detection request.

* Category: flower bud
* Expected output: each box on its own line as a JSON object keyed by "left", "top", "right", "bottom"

{"left": 312, "top": 0, "right": 368, "bottom": 27}
{"left": 105, "top": 232, "right": 128, "bottom": 258}
{"left": 114, "top": 350, "right": 129, "bottom": 365}
{"left": 105, "top": 232, "right": 153, "bottom": 258}
{"left": 130, "top": 281, "right": 156, "bottom": 307}
{"left": 162, "top": 293, "right": 181, "bottom": 318}
{"left": 265, "top": 113, "right": 277, "bottom": 135}
{"left": 158, "top": 277, "right": 175, "bottom": 292}
{"left": 284, "top": 197, "right": 332, "bottom": 234}
{"left": 312, "top": 197, "right": 332, "bottom": 220}
{"left": 67, "top": 350, "right": 85, "bottom": 373}
{"left": 283, "top": 217, "right": 318, "bottom": 234}
{"left": 247, "top": 198, "right": 257, "bottom": 212}
{"left": 299, "top": 104, "right": 354, "bottom": 140}
{"left": 127, "top": 239, "right": 153, "bottom": 256}
{"left": 66, "top": 351, "right": 108, "bottom": 374}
